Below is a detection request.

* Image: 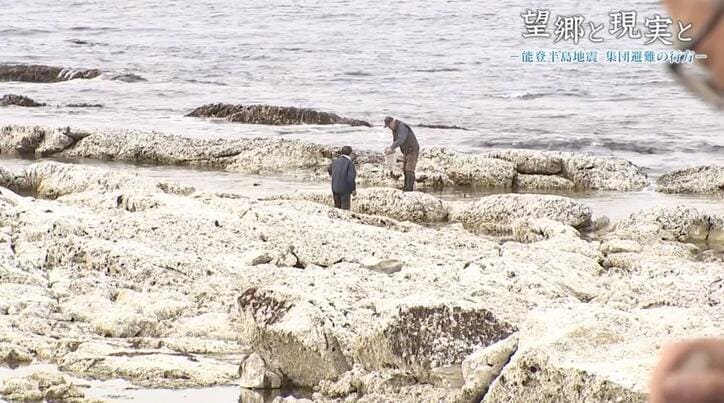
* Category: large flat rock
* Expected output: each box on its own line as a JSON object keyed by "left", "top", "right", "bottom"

{"left": 608, "top": 206, "right": 724, "bottom": 244}
{"left": 416, "top": 146, "right": 517, "bottom": 188}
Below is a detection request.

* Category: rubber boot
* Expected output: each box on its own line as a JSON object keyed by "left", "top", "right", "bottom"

{"left": 403, "top": 171, "right": 415, "bottom": 192}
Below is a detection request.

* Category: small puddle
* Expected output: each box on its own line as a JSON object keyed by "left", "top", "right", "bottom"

{"left": 0, "top": 363, "right": 313, "bottom": 403}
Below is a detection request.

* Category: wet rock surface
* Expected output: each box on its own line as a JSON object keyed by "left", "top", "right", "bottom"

{"left": 187, "top": 103, "right": 371, "bottom": 127}
{"left": 1, "top": 94, "right": 46, "bottom": 107}
{"left": 657, "top": 165, "right": 724, "bottom": 195}
{"left": 0, "top": 64, "right": 101, "bottom": 83}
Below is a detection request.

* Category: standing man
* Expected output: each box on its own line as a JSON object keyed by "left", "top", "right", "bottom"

{"left": 383, "top": 116, "right": 420, "bottom": 192}
{"left": 327, "top": 146, "right": 356, "bottom": 210}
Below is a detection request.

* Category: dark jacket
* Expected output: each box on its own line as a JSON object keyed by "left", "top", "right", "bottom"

{"left": 390, "top": 121, "right": 420, "bottom": 155}
{"left": 327, "top": 155, "right": 357, "bottom": 194}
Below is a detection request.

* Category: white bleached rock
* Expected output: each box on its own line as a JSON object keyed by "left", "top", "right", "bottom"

{"left": 600, "top": 239, "right": 643, "bottom": 254}
{"left": 0, "top": 125, "right": 333, "bottom": 175}
{"left": 483, "top": 304, "right": 720, "bottom": 403}
{"left": 0, "top": 342, "right": 33, "bottom": 365}
{"left": 656, "top": 165, "right": 724, "bottom": 194}
{"left": 608, "top": 206, "right": 721, "bottom": 243}
{"left": 482, "top": 149, "right": 648, "bottom": 191}
{"left": 15, "top": 161, "right": 193, "bottom": 199}
{"left": 57, "top": 341, "right": 239, "bottom": 388}
{"left": 268, "top": 187, "right": 449, "bottom": 223}
{"left": 511, "top": 217, "right": 583, "bottom": 243}
{"left": 556, "top": 151, "right": 648, "bottom": 191}
{"left": 0, "top": 370, "right": 85, "bottom": 402}
{"left": 239, "top": 353, "right": 283, "bottom": 389}
{"left": 1, "top": 125, "right": 648, "bottom": 192}
{"left": 514, "top": 173, "right": 575, "bottom": 190}
{"left": 417, "top": 146, "right": 517, "bottom": 188}
{"left": 449, "top": 194, "right": 592, "bottom": 234}
{"left": 483, "top": 149, "right": 563, "bottom": 175}
{"left": 60, "top": 289, "right": 192, "bottom": 338}
{"left": 461, "top": 334, "right": 518, "bottom": 401}
{"left": 237, "top": 286, "right": 352, "bottom": 387}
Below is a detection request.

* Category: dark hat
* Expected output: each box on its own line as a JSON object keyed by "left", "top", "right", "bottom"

{"left": 384, "top": 116, "right": 394, "bottom": 128}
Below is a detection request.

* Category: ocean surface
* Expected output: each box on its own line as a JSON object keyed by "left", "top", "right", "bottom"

{"left": 1, "top": 0, "right": 723, "bottom": 175}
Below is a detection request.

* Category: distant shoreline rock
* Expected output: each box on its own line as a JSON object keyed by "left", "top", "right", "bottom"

{"left": 102, "top": 72, "right": 147, "bottom": 82}
{"left": 187, "top": 103, "right": 372, "bottom": 127}
{"left": 0, "top": 94, "right": 46, "bottom": 107}
{"left": 417, "top": 123, "right": 470, "bottom": 131}
{"left": 0, "top": 64, "right": 145, "bottom": 83}
{"left": 65, "top": 103, "right": 104, "bottom": 108}
{"left": 1, "top": 96, "right": 105, "bottom": 109}
{"left": 0, "top": 64, "right": 101, "bottom": 83}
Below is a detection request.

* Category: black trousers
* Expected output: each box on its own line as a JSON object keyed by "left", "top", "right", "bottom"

{"left": 333, "top": 192, "right": 351, "bottom": 210}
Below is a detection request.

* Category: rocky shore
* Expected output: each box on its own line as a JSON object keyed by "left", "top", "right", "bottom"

{"left": 0, "top": 125, "right": 650, "bottom": 192}
{"left": 187, "top": 104, "right": 372, "bottom": 127}
{"left": 0, "top": 159, "right": 722, "bottom": 402}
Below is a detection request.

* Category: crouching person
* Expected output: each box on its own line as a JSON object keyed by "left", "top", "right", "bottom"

{"left": 327, "top": 145, "right": 357, "bottom": 210}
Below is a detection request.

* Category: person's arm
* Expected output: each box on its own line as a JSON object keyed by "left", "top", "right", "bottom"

{"left": 327, "top": 162, "right": 333, "bottom": 176}
{"left": 650, "top": 339, "right": 724, "bottom": 403}
{"left": 388, "top": 124, "right": 410, "bottom": 150}
{"left": 348, "top": 161, "right": 357, "bottom": 192}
